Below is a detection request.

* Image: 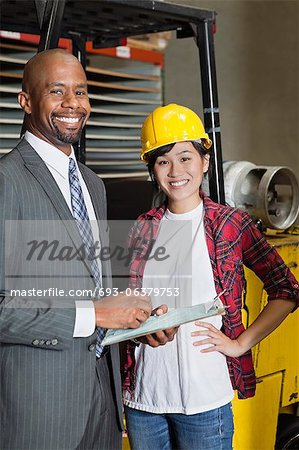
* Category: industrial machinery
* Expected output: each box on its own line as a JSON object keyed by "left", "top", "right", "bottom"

{"left": 223, "top": 161, "right": 299, "bottom": 230}
{"left": 1, "top": 1, "right": 298, "bottom": 448}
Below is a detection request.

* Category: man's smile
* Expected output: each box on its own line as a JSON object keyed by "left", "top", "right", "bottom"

{"left": 55, "top": 116, "right": 81, "bottom": 124}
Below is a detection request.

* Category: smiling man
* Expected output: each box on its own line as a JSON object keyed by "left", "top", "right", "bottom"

{"left": 0, "top": 49, "right": 152, "bottom": 450}
{"left": 19, "top": 49, "right": 90, "bottom": 152}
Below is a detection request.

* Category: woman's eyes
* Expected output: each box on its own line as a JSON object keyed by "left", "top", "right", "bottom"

{"left": 157, "top": 158, "right": 191, "bottom": 163}
{"left": 181, "top": 157, "right": 191, "bottom": 162}
{"left": 155, "top": 159, "right": 170, "bottom": 166}
{"left": 156, "top": 156, "right": 192, "bottom": 166}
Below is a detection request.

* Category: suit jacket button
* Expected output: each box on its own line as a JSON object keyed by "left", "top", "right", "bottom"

{"left": 45, "top": 340, "right": 51, "bottom": 346}
{"left": 32, "top": 339, "right": 40, "bottom": 346}
{"left": 52, "top": 339, "right": 58, "bottom": 346}
{"left": 88, "top": 343, "right": 96, "bottom": 352}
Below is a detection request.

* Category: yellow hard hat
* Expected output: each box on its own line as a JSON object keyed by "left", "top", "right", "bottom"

{"left": 140, "top": 103, "right": 212, "bottom": 161}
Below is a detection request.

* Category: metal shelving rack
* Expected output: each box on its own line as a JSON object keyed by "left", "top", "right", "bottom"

{"left": 0, "top": 34, "right": 163, "bottom": 178}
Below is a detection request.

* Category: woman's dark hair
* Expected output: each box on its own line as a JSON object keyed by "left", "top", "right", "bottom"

{"left": 146, "top": 140, "right": 212, "bottom": 189}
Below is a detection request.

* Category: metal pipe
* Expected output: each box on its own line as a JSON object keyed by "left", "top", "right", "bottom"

{"left": 195, "top": 21, "right": 225, "bottom": 204}
{"left": 71, "top": 33, "right": 87, "bottom": 164}
{"left": 38, "top": 0, "right": 66, "bottom": 51}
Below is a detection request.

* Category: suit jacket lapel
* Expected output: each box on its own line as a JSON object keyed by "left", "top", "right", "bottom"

{"left": 80, "top": 165, "right": 104, "bottom": 219}
{"left": 17, "top": 139, "right": 96, "bottom": 279}
{"left": 80, "top": 164, "right": 111, "bottom": 289}
{"left": 80, "top": 166, "right": 107, "bottom": 235}
{"left": 17, "top": 139, "right": 73, "bottom": 221}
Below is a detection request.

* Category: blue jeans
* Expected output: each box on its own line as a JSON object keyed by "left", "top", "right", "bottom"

{"left": 124, "top": 403, "right": 234, "bottom": 450}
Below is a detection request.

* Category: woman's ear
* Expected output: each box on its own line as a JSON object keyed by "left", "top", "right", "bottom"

{"left": 203, "top": 154, "right": 210, "bottom": 173}
{"left": 18, "top": 91, "right": 31, "bottom": 114}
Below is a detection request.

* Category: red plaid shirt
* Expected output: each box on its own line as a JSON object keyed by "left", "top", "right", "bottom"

{"left": 122, "top": 194, "right": 299, "bottom": 399}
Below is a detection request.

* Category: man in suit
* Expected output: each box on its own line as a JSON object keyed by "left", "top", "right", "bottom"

{"left": 0, "top": 48, "right": 152, "bottom": 450}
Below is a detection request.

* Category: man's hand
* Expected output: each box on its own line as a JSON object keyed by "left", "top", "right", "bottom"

{"left": 137, "top": 304, "right": 179, "bottom": 347}
{"left": 94, "top": 293, "right": 152, "bottom": 329}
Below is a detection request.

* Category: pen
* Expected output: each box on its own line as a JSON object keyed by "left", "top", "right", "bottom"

{"left": 213, "top": 289, "right": 226, "bottom": 301}
{"left": 213, "top": 290, "right": 228, "bottom": 312}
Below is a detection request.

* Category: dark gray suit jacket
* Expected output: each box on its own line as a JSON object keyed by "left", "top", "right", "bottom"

{"left": 0, "top": 139, "right": 122, "bottom": 449}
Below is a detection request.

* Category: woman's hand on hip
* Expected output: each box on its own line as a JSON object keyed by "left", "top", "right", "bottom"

{"left": 191, "top": 321, "right": 245, "bottom": 357}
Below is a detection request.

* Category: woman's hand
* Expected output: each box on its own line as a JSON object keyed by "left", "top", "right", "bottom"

{"left": 192, "top": 299, "right": 296, "bottom": 358}
{"left": 191, "top": 321, "right": 246, "bottom": 357}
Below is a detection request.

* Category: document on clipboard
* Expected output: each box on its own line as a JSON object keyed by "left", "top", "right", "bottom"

{"left": 101, "top": 291, "right": 226, "bottom": 346}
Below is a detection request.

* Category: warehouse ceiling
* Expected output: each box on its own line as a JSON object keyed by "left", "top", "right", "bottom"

{"left": 0, "top": 0, "right": 215, "bottom": 45}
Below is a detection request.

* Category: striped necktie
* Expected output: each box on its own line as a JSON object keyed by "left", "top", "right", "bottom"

{"left": 68, "top": 157, "right": 106, "bottom": 357}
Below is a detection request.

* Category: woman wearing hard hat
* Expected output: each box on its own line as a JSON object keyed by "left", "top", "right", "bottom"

{"left": 122, "top": 104, "right": 298, "bottom": 450}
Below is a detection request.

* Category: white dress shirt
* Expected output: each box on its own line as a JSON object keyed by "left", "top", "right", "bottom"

{"left": 24, "top": 131, "right": 97, "bottom": 337}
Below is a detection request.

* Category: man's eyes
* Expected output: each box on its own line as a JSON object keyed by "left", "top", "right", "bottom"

{"left": 50, "top": 89, "right": 63, "bottom": 95}
{"left": 49, "top": 89, "right": 87, "bottom": 96}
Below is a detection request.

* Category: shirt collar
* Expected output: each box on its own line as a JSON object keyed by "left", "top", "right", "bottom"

{"left": 24, "top": 131, "right": 77, "bottom": 180}
{"left": 143, "top": 192, "right": 212, "bottom": 221}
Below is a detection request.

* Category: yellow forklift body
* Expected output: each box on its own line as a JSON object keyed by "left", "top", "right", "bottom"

{"left": 233, "top": 232, "right": 299, "bottom": 449}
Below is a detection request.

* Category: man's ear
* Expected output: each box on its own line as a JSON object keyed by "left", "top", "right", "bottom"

{"left": 18, "top": 91, "right": 31, "bottom": 114}
{"left": 203, "top": 154, "right": 210, "bottom": 173}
